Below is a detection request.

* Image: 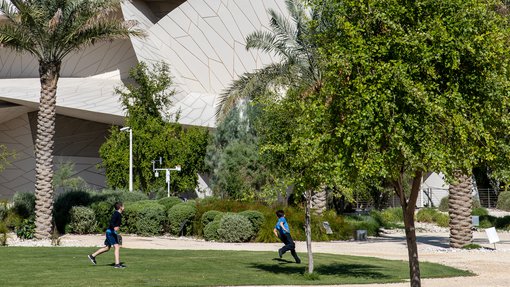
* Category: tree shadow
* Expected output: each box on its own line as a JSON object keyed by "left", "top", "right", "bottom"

{"left": 249, "top": 262, "right": 391, "bottom": 279}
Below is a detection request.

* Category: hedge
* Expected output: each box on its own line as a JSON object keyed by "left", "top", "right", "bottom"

{"left": 123, "top": 200, "right": 166, "bottom": 235}
{"left": 68, "top": 206, "right": 96, "bottom": 234}
{"left": 217, "top": 213, "right": 254, "bottom": 242}
{"left": 168, "top": 203, "right": 197, "bottom": 236}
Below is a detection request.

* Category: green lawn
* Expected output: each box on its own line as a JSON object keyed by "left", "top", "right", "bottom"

{"left": 0, "top": 247, "right": 471, "bottom": 286}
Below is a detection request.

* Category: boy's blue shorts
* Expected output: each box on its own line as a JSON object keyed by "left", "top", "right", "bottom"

{"left": 104, "top": 229, "right": 119, "bottom": 246}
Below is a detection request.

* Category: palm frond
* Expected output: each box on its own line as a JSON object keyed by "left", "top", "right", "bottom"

{"left": 0, "top": 0, "right": 144, "bottom": 62}
{"left": 216, "top": 62, "right": 296, "bottom": 120}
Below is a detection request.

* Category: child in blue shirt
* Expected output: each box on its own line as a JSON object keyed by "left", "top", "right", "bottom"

{"left": 273, "top": 210, "right": 301, "bottom": 263}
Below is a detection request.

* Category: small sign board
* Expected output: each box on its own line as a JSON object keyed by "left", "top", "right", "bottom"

{"left": 472, "top": 216, "right": 480, "bottom": 227}
{"left": 322, "top": 221, "right": 333, "bottom": 234}
{"left": 486, "top": 227, "right": 500, "bottom": 244}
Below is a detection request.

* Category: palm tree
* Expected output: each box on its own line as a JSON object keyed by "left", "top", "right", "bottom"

{"left": 0, "top": 0, "right": 143, "bottom": 239}
{"left": 216, "top": 0, "right": 321, "bottom": 119}
{"left": 448, "top": 173, "right": 473, "bottom": 248}
{"left": 217, "top": 0, "right": 324, "bottom": 273}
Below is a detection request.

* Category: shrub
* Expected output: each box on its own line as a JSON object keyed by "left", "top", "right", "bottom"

{"left": 0, "top": 222, "right": 7, "bottom": 246}
{"left": 319, "top": 210, "right": 352, "bottom": 240}
{"left": 416, "top": 208, "right": 449, "bottom": 227}
{"left": 91, "top": 201, "right": 114, "bottom": 232}
{"left": 217, "top": 213, "right": 254, "bottom": 242}
{"left": 68, "top": 206, "right": 96, "bottom": 234}
{"left": 11, "top": 192, "right": 35, "bottom": 219}
{"left": 239, "top": 210, "right": 265, "bottom": 233}
{"left": 344, "top": 215, "right": 381, "bottom": 237}
{"left": 203, "top": 220, "right": 221, "bottom": 241}
{"left": 497, "top": 192, "right": 510, "bottom": 211}
{"left": 379, "top": 207, "right": 404, "bottom": 225}
{"left": 472, "top": 207, "right": 489, "bottom": 216}
{"left": 4, "top": 211, "right": 22, "bottom": 230}
{"left": 158, "top": 197, "right": 183, "bottom": 212}
{"left": 434, "top": 212, "right": 449, "bottom": 227}
{"left": 416, "top": 208, "right": 437, "bottom": 223}
{"left": 0, "top": 200, "right": 8, "bottom": 221}
{"left": 201, "top": 210, "right": 223, "bottom": 228}
{"left": 92, "top": 189, "right": 148, "bottom": 205}
{"left": 438, "top": 196, "right": 449, "bottom": 212}
{"left": 124, "top": 200, "right": 166, "bottom": 236}
{"left": 15, "top": 218, "right": 35, "bottom": 240}
{"left": 168, "top": 203, "right": 197, "bottom": 235}
{"left": 53, "top": 190, "right": 93, "bottom": 233}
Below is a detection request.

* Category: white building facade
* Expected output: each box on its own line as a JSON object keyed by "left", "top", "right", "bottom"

{"left": 0, "top": 0, "right": 287, "bottom": 198}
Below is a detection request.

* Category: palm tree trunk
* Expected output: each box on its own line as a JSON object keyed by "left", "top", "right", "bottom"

{"left": 311, "top": 186, "right": 327, "bottom": 216}
{"left": 305, "top": 189, "right": 314, "bottom": 274}
{"left": 448, "top": 172, "right": 473, "bottom": 248}
{"left": 34, "top": 61, "right": 61, "bottom": 239}
{"left": 394, "top": 170, "right": 423, "bottom": 287}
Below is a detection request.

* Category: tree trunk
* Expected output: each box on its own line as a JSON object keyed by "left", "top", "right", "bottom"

{"left": 34, "top": 61, "right": 61, "bottom": 239}
{"left": 448, "top": 172, "right": 473, "bottom": 248}
{"left": 311, "top": 186, "right": 327, "bottom": 216}
{"left": 305, "top": 189, "right": 314, "bottom": 274}
{"left": 394, "top": 170, "right": 422, "bottom": 287}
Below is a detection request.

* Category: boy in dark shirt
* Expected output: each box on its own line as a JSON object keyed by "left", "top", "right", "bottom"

{"left": 273, "top": 210, "right": 301, "bottom": 263}
{"left": 88, "top": 202, "right": 125, "bottom": 268}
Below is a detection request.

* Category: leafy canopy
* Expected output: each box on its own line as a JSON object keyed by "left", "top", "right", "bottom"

{"left": 99, "top": 62, "right": 208, "bottom": 194}
{"left": 313, "top": 0, "right": 510, "bottom": 182}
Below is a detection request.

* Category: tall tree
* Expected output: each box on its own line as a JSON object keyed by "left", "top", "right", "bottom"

{"left": 0, "top": 0, "right": 143, "bottom": 239}
{"left": 100, "top": 62, "right": 208, "bottom": 194}
{"left": 313, "top": 0, "right": 510, "bottom": 286}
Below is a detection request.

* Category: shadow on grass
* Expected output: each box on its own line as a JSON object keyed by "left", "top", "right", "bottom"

{"left": 250, "top": 262, "right": 391, "bottom": 279}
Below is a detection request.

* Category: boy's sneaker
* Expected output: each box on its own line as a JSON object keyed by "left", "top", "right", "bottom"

{"left": 295, "top": 257, "right": 301, "bottom": 264}
{"left": 114, "top": 264, "right": 127, "bottom": 269}
{"left": 87, "top": 255, "right": 96, "bottom": 265}
{"left": 278, "top": 249, "right": 283, "bottom": 258}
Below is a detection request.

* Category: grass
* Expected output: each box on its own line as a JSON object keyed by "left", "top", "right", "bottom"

{"left": 0, "top": 247, "right": 472, "bottom": 286}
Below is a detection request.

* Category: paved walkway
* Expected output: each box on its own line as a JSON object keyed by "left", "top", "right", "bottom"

{"left": 58, "top": 230, "right": 510, "bottom": 287}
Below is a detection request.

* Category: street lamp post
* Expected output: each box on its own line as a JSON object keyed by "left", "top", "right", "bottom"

{"left": 120, "top": 127, "right": 133, "bottom": 192}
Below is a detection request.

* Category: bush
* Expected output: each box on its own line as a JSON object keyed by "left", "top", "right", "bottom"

{"left": 158, "top": 197, "right": 183, "bottom": 212}
{"left": 497, "top": 192, "right": 510, "bottom": 211}
{"left": 91, "top": 201, "right": 114, "bottom": 232}
{"left": 201, "top": 210, "right": 223, "bottom": 228}
{"left": 168, "top": 203, "right": 197, "bottom": 236}
{"left": 378, "top": 208, "right": 404, "bottom": 227}
{"left": 203, "top": 220, "right": 221, "bottom": 241}
{"left": 0, "top": 200, "right": 7, "bottom": 221}
{"left": 123, "top": 200, "right": 166, "bottom": 236}
{"left": 0, "top": 222, "right": 7, "bottom": 246}
{"left": 11, "top": 192, "right": 35, "bottom": 219}
{"left": 4, "top": 211, "right": 22, "bottom": 230}
{"left": 416, "top": 208, "right": 449, "bottom": 227}
{"left": 217, "top": 213, "right": 254, "bottom": 242}
{"left": 434, "top": 212, "right": 449, "bottom": 227}
{"left": 416, "top": 208, "right": 437, "bottom": 223}
{"left": 53, "top": 190, "right": 93, "bottom": 233}
{"left": 344, "top": 215, "right": 381, "bottom": 237}
{"left": 438, "top": 196, "right": 449, "bottom": 212}
{"left": 472, "top": 207, "right": 489, "bottom": 216}
{"left": 68, "top": 206, "right": 96, "bottom": 234}
{"left": 93, "top": 189, "right": 148, "bottom": 205}
{"left": 238, "top": 210, "right": 265, "bottom": 233}
{"left": 15, "top": 218, "right": 35, "bottom": 240}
